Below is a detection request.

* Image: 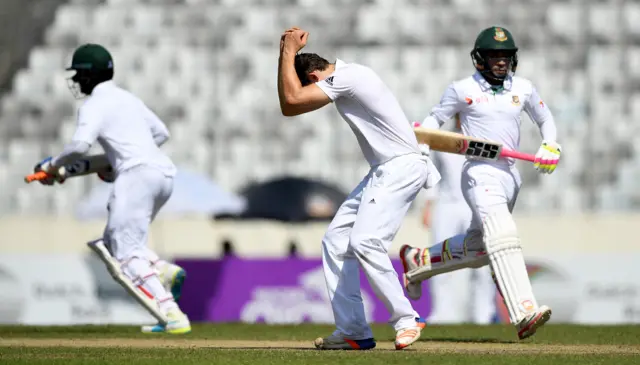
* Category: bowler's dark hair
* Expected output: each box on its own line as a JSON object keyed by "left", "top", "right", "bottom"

{"left": 294, "top": 53, "right": 330, "bottom": 86}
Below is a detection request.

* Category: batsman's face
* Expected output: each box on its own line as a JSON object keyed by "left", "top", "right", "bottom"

{"left": 486, "top": 50, "right": 512, "bottom": 78}
{"left": 65, "top": 70, "right": 84, "bottom": 99}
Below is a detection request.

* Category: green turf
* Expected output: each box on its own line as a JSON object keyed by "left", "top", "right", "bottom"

{"left": 0, "top": 324, "right": 639, "bottom": 364}
{"left": 2, "top": 323, "right": 640, "bottom": 344}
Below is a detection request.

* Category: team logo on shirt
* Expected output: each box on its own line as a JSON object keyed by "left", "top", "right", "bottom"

{"left": 465, "top": 97, "right": 473, "bottom": 105}
{"left": 325, "top": 76, "right": 334, "bottom": 86}
{"left": 539, "top": 100, "right": 545, "bottom": 108}
{"left": 511, "top": 95, "right": 521, "bottom": 106}
{"left": 494, "top": 27, "right": 508, "bottom": 42}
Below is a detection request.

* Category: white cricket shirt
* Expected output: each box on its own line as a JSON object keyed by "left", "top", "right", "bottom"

{"left": 71, "top": 81, "right": 176, "bottom": 177}
{"left": 316, "top": 59, "right": 420, "bottom": 167}
{"left": 421, "top": 72, "right": 557, "bottom": 166}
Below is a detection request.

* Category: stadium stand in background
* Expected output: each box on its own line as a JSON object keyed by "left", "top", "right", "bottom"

{"left": 0, "top": 0, "right": 639, "bottom": 215}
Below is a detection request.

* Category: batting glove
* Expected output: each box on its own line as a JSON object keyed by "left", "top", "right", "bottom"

{"left": 33, "top": 157, "right": 65, "bottom": 185}
{"left": 534, "top": 141, "right": 561, "bottom": 174}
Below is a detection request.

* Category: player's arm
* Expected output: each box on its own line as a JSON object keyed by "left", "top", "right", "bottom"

{"left": 50, "top": 141, "right": 92, "bottom": 167}
{"left": 143, "top": 104, "right": 170, "bottom": 146}
{"left": 419, "top": 83, "right": 465, "bottom": 130}
{"left": 524, "top": 86, "right": 557, "bottom": 142}
{"left": 51, "top": 103, "right": 104, "bottom": 168}
{"left": 34, "top": 103, "right": 105, "bottom": 184}
{"left": 524, "top": 86, "right": 561, "bottom": 174}
{"left": 278, "top": 51, "right": 331, "bottom": 116}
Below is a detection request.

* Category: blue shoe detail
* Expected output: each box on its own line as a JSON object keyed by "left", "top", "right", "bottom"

{"left": 147, "top": 324, "right": 166, "bottom": 333}
{"left": 416, "top": 317, "right": 427, "bottom": 326}
{"left": 351, "top": 338, "right": 376, "bottom": 350}
{"left": 171, "top": 269, "right": 186, "bottom": 303}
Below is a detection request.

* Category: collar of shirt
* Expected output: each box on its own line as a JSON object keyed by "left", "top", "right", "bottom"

{"left": 472, "top": 71, "right": 512, "bottom": 93}
{"left": 335, "top": 58, "right": 346, "bottom": 69}
{"left": 92, "top": 80, "right": 116, "bottom": 95}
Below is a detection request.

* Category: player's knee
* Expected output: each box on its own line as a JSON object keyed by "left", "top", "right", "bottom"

{"left": 482, "top": 210, "right": 520, "bottom": 254}
{"left": 349, "top": 232, "right": 387, "bottom": 256}
{"left": 322, "top": 229, "right": 349, "bottom": 256}
{"left": 108, "top": 231, "right": 147, "bottom": 261}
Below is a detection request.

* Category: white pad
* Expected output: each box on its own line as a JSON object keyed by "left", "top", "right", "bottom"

{"left": 87, "top": 239, "right": 168, "bottom": 325}
{"left": 483, "top": 211, "right": 538, "bottom": 325}
{"left": 405, "top": 231, "right": 488, "bottom": 283}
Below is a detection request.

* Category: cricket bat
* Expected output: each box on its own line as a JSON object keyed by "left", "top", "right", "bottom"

{"left": 414, "top": 126, "right": 536, "bottom": 163}
{"left": 24, "top": 155, "right": 113, "bottom": 183}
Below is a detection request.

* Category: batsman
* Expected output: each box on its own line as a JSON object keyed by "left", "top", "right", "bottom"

{"left": 32, "top": 44, "right": 191, "bottom": 334}
{"left": 401, "top": 26, "right": 560, "bottom": 339}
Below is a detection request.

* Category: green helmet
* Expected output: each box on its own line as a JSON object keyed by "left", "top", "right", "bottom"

{"left": 67, "top": 44, "right": 113, "bottom": 71}
{"left": 470, "top": 26, "right": 518, "bottom": 83}
{"left": 66, "top": 44, "right": 114, "bottom": 98}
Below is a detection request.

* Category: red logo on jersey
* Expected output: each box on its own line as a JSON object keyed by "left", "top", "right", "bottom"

{"left": 465, "top": 97, "right": 473, "bottom": 105}
{"left": 539, "top": 100, "right": 545, "bottom": 107}
{"left": 475, "top": 96, "right": 489, "bottom": 104}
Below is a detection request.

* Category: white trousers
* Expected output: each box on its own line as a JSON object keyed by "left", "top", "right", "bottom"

{"left": 322, "top": 153, "right": 435, "bottom": 339}
{"left": 427, "top": 200, "right": 496, "bottom": 324}
{"left": 103, "top": 166, "right": 173, "bottom": 262}
{"left": 461, "top": 161, "right": 520, "bottom": 233}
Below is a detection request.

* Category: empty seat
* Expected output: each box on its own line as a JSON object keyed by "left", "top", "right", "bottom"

{"left": 53, "top": 4, "right": 91, "bottom": 31}
{"left": 589, "top": 4, "right": 620, "bottom": 44}
{"left": 546, "top": 3, "right": 583, "bottom": 43}
{"left": 28, "top": 48, "right": 67, "bottom": 72}
{"left": 94, "top": 5, "right": 131, "bottom": 32}
{"left": 130, "top": 6, "right": 166, "bottom": 35}
{"left": 624, "top": 3, "right": 640, "bottom": 38}
{"left": 595, "top": 186, "right": 631, "bottom": 212}
{"left": 355, "top": 5, "right": 396, "bottom": 44}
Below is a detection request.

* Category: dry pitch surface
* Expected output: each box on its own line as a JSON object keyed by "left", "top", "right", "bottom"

{"left": 1, "top": 324, "right": 639, "bottom": 364}
{"left": 2, "top": 337, "right": 640, "bottom": 355}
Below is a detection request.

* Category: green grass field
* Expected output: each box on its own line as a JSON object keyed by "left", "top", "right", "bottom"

{"left": 1, "top": 324, "right": 639, "bottom": 364}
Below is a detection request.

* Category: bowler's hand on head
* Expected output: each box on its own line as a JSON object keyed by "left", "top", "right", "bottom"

{"left": 281, "top": 27, "right": 308, "bottom": 55}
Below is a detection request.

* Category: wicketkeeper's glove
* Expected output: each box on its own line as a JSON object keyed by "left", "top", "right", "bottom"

{"left": 534, "top": 141, "right": 561, "bottom": 174}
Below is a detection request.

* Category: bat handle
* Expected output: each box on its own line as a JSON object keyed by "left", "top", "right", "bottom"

{"left": 24, "top": 171, "right": 51, "bottom": 183}
{"left": 500, "top": 148, "right": 536, "bottom": 163}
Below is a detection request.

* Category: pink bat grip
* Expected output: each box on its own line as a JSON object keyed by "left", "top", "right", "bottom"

{"left": 500, "top": 148, "right": 536, "bottom": 163}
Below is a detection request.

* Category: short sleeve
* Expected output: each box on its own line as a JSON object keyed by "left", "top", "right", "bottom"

{"left": 315, "top": 68, "right": 353, "bottom": 101}
{"left": 71, "top": 103, "right": 104, "bottom": 145}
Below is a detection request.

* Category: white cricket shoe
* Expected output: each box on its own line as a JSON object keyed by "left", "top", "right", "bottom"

{"left": 399, "top": 244, "right": 423, "bottom": 300}
{"left": 142, "top": 307, "right": 191, "bottom": 334}
{"left": 395, "top": 317, "right": 426, "bottom": 350}
{"left": 517, "top": 305, "right": 552, "bottom": 340}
